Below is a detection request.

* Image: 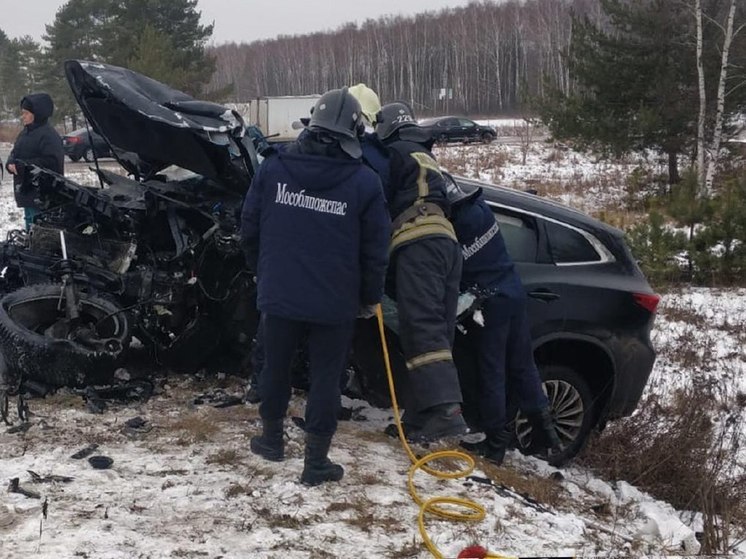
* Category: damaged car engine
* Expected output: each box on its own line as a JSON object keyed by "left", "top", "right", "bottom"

{"left": 0, "top": 60, "right": 263, "bottom": 406}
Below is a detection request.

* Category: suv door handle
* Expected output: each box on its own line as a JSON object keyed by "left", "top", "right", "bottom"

{"left": 528, "top": 289, "right": 561, "bottom": 302}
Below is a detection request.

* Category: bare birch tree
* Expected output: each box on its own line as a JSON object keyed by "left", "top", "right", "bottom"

{"left": 703, "top": 0, "right": 744, "bottom": 193}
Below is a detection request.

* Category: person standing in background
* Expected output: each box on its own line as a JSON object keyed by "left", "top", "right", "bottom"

{"left": 5, "top": 93, "right": 64, "bottom": 230}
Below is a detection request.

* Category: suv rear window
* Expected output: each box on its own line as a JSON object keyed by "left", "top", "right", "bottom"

{"left": 545, "top": 220, "right": 601, "bottom": 263}
{"left": 492, "top": 208, "right": 538, "bottom": 263}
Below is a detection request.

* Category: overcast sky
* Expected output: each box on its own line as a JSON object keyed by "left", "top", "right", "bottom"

{"left": 0, "top": 0, "right": 475, "bottom": 44}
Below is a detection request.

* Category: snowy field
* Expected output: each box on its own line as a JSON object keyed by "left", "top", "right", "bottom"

{"left": 0, "top": 136, "right": 744, "bottom": 558}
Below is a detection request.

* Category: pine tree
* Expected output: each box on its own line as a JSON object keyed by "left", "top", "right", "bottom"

{"left": 101, "top": 0, "right": 214, "bottom": 95}
{"left": 0, "top": 37, "right": 43, "bottom": 116}
{"left": 40, "top": 0, "right": 112, "bottom": 128}
{"left": 127, "top": 25, "right": 188, "bottom": 90}
{"left": 43, "top": 0, "right": 215, "bottom": 123}
{"left": 541, "top": 0, "right": 698, "bottom": 184}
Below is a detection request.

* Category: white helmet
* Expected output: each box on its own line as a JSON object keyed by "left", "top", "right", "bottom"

{"left": 348, "top": 83, "right": 381, "bottom": 128}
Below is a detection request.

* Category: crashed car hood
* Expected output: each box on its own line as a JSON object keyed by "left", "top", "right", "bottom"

{"left": 64, "top": 60, "right": 254, "bottom": 193}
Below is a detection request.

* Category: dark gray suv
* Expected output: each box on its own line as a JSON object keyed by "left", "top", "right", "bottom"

{"left": 352, "top": 178, "right": 659, "bottom": 463}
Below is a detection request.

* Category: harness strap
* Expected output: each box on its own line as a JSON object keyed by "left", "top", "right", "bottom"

{"left": 391, "top": 212, "right": 456, "bottom": 252}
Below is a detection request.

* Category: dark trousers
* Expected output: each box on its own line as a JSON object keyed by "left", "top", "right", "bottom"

{"left": 259, "top": 314, "right": 354, "bottom": 437}
{"left": 394, "top": 237, "right": 463, "bottom": 412}
{"left": 473, "top": 295, "right": 548, "bottom": 434}
{"left": 249, "top": 314, "right": 266, "bottom": 392}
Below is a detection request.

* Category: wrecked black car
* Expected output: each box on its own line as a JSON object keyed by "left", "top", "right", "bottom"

{"left": 0, "top": 60, "right": 261, "bottom": 398}
{"left": 0, "top": 60, "right": 658, "bottom": 466}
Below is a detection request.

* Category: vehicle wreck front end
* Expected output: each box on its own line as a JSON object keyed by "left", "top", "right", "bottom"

{"left": 0, "top": 60, "right": 264, "bottom": 407}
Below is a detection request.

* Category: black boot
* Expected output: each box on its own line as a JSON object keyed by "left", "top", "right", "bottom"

{"left": 525, "top": 408, "right": 562, "bottom": 455}
{"left": 250, "top": 418, "right": 284, "bottom": 462}
{"left": 460, "top": 430, "right": 511, "bottom": 465}
{"left": 406, "top": 403, "right": 468, "bottom": 442}
{"left": 384, "top": 409, "right": 425, "bottom": 439}
{"left": 300, "top": 433, "right": 344, "bottom": 486}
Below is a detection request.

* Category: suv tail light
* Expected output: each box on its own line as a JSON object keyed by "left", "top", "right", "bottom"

{"left": 65, "top": 136, "right": 82, "bottom": 145}
{"left": 634, "top": 293, "right": 660, "bottom": 313}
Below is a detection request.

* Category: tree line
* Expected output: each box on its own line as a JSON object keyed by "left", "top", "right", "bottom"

{"left": 0, "top": 0, "right": 743, "bottom": 190}
{"left": 208, "top": 0, "right": 602, "bottom": 116}
{"left": 0, "top": 0, "right": 213, "bottom": 127}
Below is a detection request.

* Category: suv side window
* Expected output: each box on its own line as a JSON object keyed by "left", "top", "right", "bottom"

{"left": 491, "top": 207, "right": 538, "bottom": 263}
{"left": 459, "top": 119, "right": 476, "bottom": 128}
{"left": 544, "top": 220, "right": 601, "bottom": 263}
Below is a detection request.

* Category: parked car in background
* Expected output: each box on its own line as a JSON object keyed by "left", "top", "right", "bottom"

{"left": 419, "top": 116, "right": 497, "bottom": 144}
{"left": 62, "top": 127, "right": 112, "bottom": 162}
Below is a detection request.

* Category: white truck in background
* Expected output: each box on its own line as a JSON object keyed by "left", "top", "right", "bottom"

{"left": 228, "top": 95, "right": 321, "bottom": 142}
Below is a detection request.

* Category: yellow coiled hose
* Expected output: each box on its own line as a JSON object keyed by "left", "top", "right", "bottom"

{"left": 374, "top": 304, "right": 511, "bottom": 559}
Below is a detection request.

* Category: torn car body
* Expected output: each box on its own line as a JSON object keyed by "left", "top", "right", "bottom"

{"left": 0, "top": 60, "right": 262, "bottom": 392}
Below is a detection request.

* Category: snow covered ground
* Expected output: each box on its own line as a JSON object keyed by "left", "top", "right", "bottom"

{"left": 0, "top": 137, "right": 744, "bottom": 558}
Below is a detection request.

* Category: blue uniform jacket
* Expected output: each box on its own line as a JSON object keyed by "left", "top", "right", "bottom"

{"left": 241, "top": 148, "right": 390, "bottom": 324}
{"left": 451, "top": 192, "right": 524, "bottom": 300}
{"left": 360, "top": 133, "right": 390, "bottom": 195}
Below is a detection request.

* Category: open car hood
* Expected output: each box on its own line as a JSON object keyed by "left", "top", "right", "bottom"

{"left": 64, "top": 60, "right": 257, "bottom": 194}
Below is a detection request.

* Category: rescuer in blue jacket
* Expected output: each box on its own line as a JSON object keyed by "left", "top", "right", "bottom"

{"left": 375, "top": 102, "right": 467, "bottom": 442}
{"left": 447, "top": 180, "right": 562, "bottom": 465}
{"left": 240, "top": 87, "right": 390, "bottom": 486}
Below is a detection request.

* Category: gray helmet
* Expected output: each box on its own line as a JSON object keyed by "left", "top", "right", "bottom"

{"left": 445, "top": 173, "right": 481, "bottom": 206}
{"left": 308, "top": 87, "right": 364, "bottom": 158}
{"left": 375, "top": 102, "right": 432, "bottom": 143}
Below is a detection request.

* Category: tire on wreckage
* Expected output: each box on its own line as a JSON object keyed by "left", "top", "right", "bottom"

{"left": 0, "top": 284, "right": 131, "bottom": 389}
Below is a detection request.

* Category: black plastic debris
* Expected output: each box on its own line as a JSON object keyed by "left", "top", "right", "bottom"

{"left": 123, "top": 416, "right": 152, "bottom": 436}
{"left": 88, "top": 456, "right": 114, "bottom": 470}
{"left": 27, "top": 470, "right": 74, "bottom": 484}
{"left": 71, "top": 444, "right": 99, "bottom": 460}
{"left": 193, "top": 389, "right": 243, "bottom": 408}
{"left": 82, "top": 387, "right": 107, "bottom": 414}
{"left": 6, "top": 422, "right": 31, "bottom": 435}
{"left": 8, "top": 478, "right": 40, "bottom": 499}
{"left": 79, "top": 380, "right": 155, "bottom": 415}
{"left": 124, "top": 416, "right": 147, "bottom": 429}
{"left": 95, "top": 380, "right": 154, "bottom": 403}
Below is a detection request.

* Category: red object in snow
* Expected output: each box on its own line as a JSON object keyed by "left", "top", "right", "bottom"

{"left": 458, "top": 545, "right": 489, "bottom": 558}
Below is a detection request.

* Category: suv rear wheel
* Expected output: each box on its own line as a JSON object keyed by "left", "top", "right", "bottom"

{"left": 515, "top": 365, "right": 595, "bottom": 465}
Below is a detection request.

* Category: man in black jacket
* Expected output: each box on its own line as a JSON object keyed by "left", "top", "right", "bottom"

{"left": 376, "top": 102, "right": 467, "bottom": 442}
{"left": 241, "top": 87, "right": 390, "bottom": 486}
{"left": 5, "top": 93, "right": 64, "bottom": 230}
